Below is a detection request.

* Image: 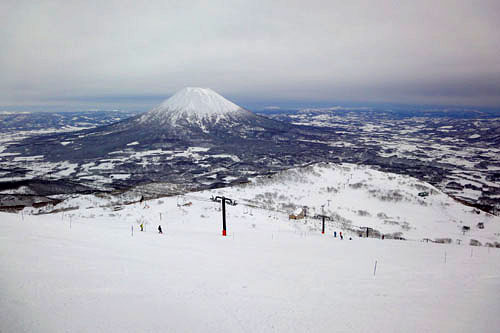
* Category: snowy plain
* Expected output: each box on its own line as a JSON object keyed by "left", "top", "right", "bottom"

{"left": 1, "top": 163, "right": 500, "bottom": 332}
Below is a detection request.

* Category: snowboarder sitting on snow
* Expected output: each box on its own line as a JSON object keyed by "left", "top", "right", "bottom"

{"left": 158, "top": 225, "right": 163, "bottom": 234}
{"left": 140, "top": 223, "right": 144, "bottom": 232}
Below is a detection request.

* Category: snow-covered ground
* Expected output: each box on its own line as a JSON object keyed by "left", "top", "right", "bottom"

{"left": 1, "top": 163, "right": 500, "bottom": 332}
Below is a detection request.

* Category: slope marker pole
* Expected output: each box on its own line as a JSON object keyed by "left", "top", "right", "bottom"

{"left": 373, "top": 260, "right": 378, "bottom": 276}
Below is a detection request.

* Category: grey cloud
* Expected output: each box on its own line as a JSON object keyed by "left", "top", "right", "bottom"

{"left": 1, "top": 0, "right": 499, "bottom": 110}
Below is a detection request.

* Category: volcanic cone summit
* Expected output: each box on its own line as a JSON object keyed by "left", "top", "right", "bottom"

{"left": 139, "top": 87, "right": 248, "bottom": 126}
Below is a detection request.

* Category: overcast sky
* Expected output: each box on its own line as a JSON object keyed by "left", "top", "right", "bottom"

{"left": 1, "top": 0, "right": 499, "bottom": 111}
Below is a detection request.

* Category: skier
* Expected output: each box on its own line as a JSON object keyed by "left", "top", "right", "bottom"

{"left": 140, "top": 223, "right": 144, "bottom": 232}
{"left": 158, "top": 225, "right": 163, "bottom": 234}
{"left": 340, "top": 231, "right": 343, "bottom": 240}
{"left": 334, "top": 231, "right": 337, "bottom": 238}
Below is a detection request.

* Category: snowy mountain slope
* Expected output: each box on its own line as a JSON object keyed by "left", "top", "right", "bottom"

{"left": 209, "top": 163, "right": 500, "bottom": 245}
{"left": 1, "top": 163, "right": 500, "bottom": 332}
{"left": 31, "top": 163, "right": 500, "bottom": 246}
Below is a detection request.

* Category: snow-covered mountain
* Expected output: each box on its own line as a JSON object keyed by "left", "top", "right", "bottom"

{"left": 132, "top": 87, "right": 292, "bottom": 140}
{"left": 138, "top": 87, "right": 254, "bottom": 128}
{"left": 3, "top": 88, "right": 329, "bottom": 196}
{"left": 12, "top": 87, "right": 296, "bottom": 161}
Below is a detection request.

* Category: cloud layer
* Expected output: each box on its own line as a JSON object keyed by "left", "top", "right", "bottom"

{"left": 2, "top": 0, "right": 500, "bottom": 110}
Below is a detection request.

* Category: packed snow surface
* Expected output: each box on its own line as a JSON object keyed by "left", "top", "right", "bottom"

{"left": 1, "top": 163, "right": 500, "bottom": 332}
{"left": 1, "top": 206, "right": 500, "bottom": 332}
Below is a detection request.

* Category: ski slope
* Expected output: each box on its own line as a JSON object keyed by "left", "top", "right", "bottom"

{"left": 1, "top": 163, "right": 500, "bottom": 332}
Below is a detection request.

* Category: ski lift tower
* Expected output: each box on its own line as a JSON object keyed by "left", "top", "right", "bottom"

{"left": 314, "top": 214, "right": 331, "bottom": 234}
{"left": 211, "top": 195, "right": 237, "bottom": 236}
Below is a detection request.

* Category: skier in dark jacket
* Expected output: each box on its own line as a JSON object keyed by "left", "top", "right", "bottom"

{"left": 158, "top": 225, "right": 163, "bottom": 234}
